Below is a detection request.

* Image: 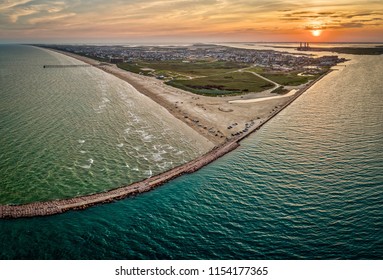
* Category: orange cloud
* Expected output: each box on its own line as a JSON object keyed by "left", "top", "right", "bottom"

{"left": 0, "top": 0, "right": 382, "bottom": 42}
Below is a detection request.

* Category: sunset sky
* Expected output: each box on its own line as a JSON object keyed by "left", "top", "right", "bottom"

{"left": 1, "top": 0, "right": 382, "bottom": 43}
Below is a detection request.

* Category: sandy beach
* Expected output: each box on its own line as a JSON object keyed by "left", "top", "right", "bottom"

{"left": 47, "top": 49, "right": 300, "bottom": 145}
{"left": 229, "top": 89, "right": 298, "bottom": 104}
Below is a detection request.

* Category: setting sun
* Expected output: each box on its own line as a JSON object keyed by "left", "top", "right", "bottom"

{"left": 311, "top": 30, "right": 322, "bottom": 37}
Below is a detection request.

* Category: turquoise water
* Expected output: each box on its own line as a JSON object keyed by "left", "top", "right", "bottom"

{"left": 0, "top": 46, "right": 382, "bottom": 259}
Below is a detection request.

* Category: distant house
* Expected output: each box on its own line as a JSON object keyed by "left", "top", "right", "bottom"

{"left": 109, "top": 57, "right": 123, "bottom": 63}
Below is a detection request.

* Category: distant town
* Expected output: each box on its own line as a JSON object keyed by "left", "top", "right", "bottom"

{"left": 36, "top": 43, "right": 349, "bottom": 98}
{"left": 38, "top": 44, "right": 346, "bottom": 73}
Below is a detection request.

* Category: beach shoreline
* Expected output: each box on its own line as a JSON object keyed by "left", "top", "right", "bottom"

{"left": 43, "top": 48, "right": 307, "bottom": 145}
{"left": 0, "top": 48, "right": 331, "bottom": 219}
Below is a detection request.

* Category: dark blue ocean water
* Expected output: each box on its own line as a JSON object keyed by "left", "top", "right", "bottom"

{"left": 0, "top": 49, "right": 382, "bottom": 259}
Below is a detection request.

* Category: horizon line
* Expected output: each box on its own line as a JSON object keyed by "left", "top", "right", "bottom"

{"left": 1, "top": 41, "right": 383, "bottom": 46}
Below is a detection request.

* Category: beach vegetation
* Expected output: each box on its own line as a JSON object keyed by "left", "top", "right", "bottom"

{"left": 167, "top": 72, "right": 274, "bottom": 96}
{"left": 246, "top": 66, "right": 265, "bottom": 73}
{"left": 119, "top": 60, "right": 249, "bottom": 78}
{"left": 117, "top": 63, "right": 151, "bottom": 75}
{"left": 271, "top": 86, "right": 290, "bottom": 94}
{"left": 117, "top": 59, "right": 322, "bottom": 95}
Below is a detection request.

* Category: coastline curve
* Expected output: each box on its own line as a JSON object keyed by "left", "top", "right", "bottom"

{"left": 0, "top": 60, "right": 330, "bottom": 219}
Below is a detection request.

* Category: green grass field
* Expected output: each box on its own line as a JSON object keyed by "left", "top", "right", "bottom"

{"left": 246, "top": 68, "right": 323, "bottom": 86}
{"left": 167, "top": 72, "right": 274, "bottom": 96}
{"left": 116, "top": 59, "right": 322, "bottom": 96}
{"left": 261, "top": 72, "right": 315, "bottom": 86}
{"left": 145, "top": 60, "right": 248, "bottom": 76}
{"left": 117, "top": 63, "right": 151, "bottom": 75}
{"left": 245, "top": 66, "right": 265, "bottom": 73}
{"left": 118, "top": 60, "right": 249, "bottom": 78}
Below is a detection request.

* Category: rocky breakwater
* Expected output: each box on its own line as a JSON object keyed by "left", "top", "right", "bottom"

{"left": 0, "top": 141, "right": 240, "bottom": 219}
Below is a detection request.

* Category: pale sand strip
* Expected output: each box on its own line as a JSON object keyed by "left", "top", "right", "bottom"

{"left": 229, "top": 89, "right": 298, "bottom": 104}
